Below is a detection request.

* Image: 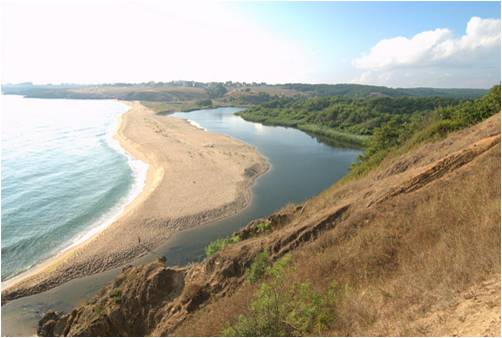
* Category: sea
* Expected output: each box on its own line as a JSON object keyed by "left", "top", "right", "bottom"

{"left": 1, "top": 95, "right": 147, "bottom": 281}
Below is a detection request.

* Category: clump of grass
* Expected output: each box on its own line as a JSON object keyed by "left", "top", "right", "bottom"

{"left": 205, "top": 234, "right": 241, "bottom": 257}
{"left": 94, "top": 304, "right": 103, "bottom": 317}
{"left": 109, "top": 288, "right": 122, "bottom": 305}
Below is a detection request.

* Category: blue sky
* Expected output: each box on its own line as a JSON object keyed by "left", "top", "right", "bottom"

{"left": 1, "top": 1, "right": 500, "bottom": 88}
{"left": 231, "top": 1, "right": 501, "bottom": 86}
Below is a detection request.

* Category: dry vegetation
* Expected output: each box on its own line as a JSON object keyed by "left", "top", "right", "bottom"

{"left": 72, "top": 85, "right": 207, "bottom": 98}
{"left": 226, "top": 86, "right": 303, "bottom": 98}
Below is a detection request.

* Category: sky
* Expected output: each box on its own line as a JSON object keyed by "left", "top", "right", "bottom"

{"left": 0, "top": 1, "right": 500, "bottom": 88}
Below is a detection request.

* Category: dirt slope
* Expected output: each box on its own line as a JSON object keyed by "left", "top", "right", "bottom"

{"left": 38, "top": 113, "right": 501, "bottom": 337}
{"left": 408, "top": 274, "right": 500, "bottom": 336}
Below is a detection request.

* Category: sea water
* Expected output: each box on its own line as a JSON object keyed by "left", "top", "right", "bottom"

{"left": 1, "top": 95, "right": 147, "bottom": 281}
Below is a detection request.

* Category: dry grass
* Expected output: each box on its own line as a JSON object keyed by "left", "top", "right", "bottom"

{"left": 226, "top": 86, "right": 303, "bottom": 98}
{"left": 293, "top": 145, "right": 500, "bottom": 336}
{"left": 73, "top": 85, "right": 207, "bottom": 95}
{"left": 175, "top": 283, "right": 258, "bottom": 336}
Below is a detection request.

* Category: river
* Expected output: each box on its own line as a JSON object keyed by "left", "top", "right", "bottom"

{"left": 1, "top": 106, "right": 361, "bottom": 336}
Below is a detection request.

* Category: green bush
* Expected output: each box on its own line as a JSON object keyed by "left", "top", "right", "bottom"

{"left": 207, "top": 83, "right": 227, "bottom": 98}
{"left": 247, "top": 251, "right": 269, "bottom": 283}
{"left": 109, "top": 288, "right": 122, "bottom": 304}
{"left": 94, "top": 305, "right": 103, "bottom": 317}
{"left": 256, "top": 221, "right": 271, "bottom": 233}
{"left": 205, "top": 234, "right": 240, "bottom": 257}
{"left": 223, "top": 255, "right": 341, "bottom": 336}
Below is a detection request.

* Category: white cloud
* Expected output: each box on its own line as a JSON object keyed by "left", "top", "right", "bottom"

{"left": 353, "top": 17, "right": 501, "bottom": 88}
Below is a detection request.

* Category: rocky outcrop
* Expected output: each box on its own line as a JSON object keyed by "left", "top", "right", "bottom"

{"left": 38, "top": 260, "right": 186, "bottom": 336}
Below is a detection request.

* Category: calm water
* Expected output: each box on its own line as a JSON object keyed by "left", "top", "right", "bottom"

{"left": 2, "top": 105, "right": 361, "bottom": 336}
{"left": 155, "top": 108, "right": 361, "bottom": 263}
{"left": 1, "top": 95, "right": 147, "bottom": 281}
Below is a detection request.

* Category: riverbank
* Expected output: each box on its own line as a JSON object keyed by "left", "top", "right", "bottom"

{"left": 1, "top": 101, "right": 269, "bottom": 303}
{"left": 235, "top": 112, "right": 368, "bottom": 147}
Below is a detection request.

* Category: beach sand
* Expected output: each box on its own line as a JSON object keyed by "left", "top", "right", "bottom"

{"left": 1, "top": 101, "right": 268, "bottom": 302}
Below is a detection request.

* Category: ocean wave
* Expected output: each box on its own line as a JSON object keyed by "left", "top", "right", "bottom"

{"left": 60, "top": 111, "right": 149, "bottom": 252}
{"left": 2, "top": 99, "right": 149, "bottom": 281}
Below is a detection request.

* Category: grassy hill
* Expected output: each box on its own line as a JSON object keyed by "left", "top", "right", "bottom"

{"left": 281, "top": 83, "right": 488, "bottom": 98}
{"left": 37, "top": 87, "right": 500, "bottom": 336}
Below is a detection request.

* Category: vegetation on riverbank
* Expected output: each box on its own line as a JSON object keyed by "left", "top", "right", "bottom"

{"left": 237, "top": 96, "right": 462, "bottom": 146}
{"left": 205, "top": 234, "right": 241, "bottom": 257}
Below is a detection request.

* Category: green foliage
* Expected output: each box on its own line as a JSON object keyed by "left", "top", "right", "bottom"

{"left": 247, "top": 252, "right": 291, "bottom": 285}
{"left": 94, "top": 305, "right": 103, "bottom": 317}
{"left": 255, "top": 221, "right": 271, "bottom": 233}
{"left": 239, "top": 95, "right": 460, "bottom": 146}
{"left": 109, "top": 288, "right": 122, "bottom": 304}
{"left": 207, "top": 83, "right": 227, "bottom": 98}
{"left": 281, "top": 83, "right": 487, "bottom": 98}
{"left": 223, "top": 254, "right": 342, "bottom": 337}
{"left": 351, "top": 85, "right": 501, "bottom": 176}
{"left": 266, "top": 254, "right": 292, "bottom": 279}
{"left": 205, "top": 234, "right": 240, "bottom": 257}
{"left": 195, "top": 99, "right": 213, "bottom": 107}
{"left": 298, "top": 123, "right": 369, "bottom": 147}
{"left": 247, "top": 251, "right": 270, "bottom": 283}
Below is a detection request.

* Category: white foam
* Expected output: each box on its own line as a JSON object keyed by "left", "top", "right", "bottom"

{"left": 187, "top": 119, "right": 207, "bottom": 131}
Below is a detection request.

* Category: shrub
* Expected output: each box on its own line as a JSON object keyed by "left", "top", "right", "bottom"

{"left": 205, "top": 234, "right": 240, "bottom": 257}
{"left": 256, "top": 221, "right": 271, "bottom": 233}
{"left": 196, "top": 99, "right": 212, "bottom": 107}
{"left": 246, "top": 251, "right": 269, "bottom": 283}
{"left": 94, "top": 305, "right": 103, "bottom": 317}
{"left": 109, "top": 288, "right": 122, "bottom": 304}
{"left": 223, "top": 254, "right": 341, "bottom": 336}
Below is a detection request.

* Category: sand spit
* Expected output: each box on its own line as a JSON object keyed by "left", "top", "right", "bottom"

{"left": 2, "top": 101, "right": 268, "bottom": 302}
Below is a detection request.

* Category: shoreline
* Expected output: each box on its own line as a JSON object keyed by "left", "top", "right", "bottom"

{"left": 1, "top": 102, "right": 149, "bottom": 290}
{"left": 2, "top": 101, "right": 269, "bottom": 303}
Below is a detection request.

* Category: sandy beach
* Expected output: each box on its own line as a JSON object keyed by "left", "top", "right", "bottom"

{"left": 1, "top": 101, "right": 268, "bottom": 302}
